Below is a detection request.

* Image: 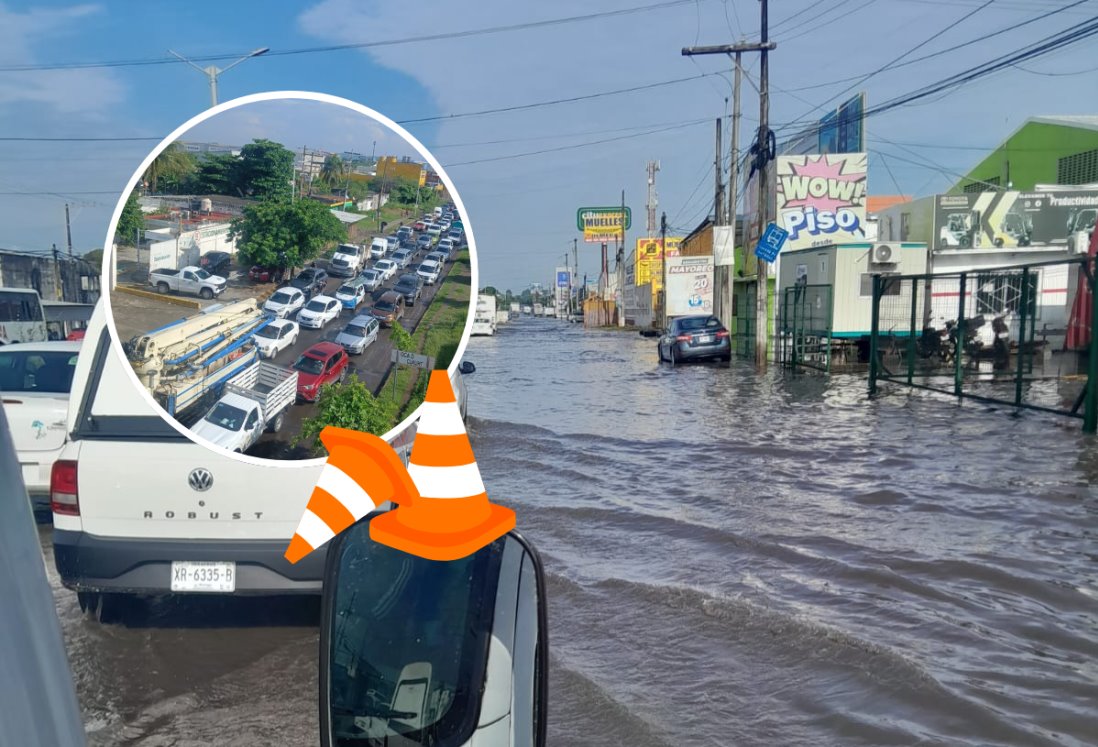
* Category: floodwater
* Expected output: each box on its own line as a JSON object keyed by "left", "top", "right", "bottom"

{"left": 46, "top": 315, "right": 1097, "bottom": 745}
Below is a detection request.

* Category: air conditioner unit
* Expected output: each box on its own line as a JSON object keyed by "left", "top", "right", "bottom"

{"left": 872, "top": 243, "right": 895, "bottom": 264}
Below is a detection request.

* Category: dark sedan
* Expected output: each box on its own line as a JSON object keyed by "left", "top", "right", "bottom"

{"left": 393, "top": 273, "right": 424, "bottom": 306}
{"left": 658, "top": 315, "right": 731, "bottom": 364}
{"left": 289, "top": 267, "right": 329, "bottom": 298}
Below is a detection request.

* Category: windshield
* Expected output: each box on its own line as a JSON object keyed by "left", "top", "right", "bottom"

{"left": 678, "top": 316, "right": 721, "bottom": 332}
{"left": 193, "top": 268, "right": 211, "bottom": 280}
{"left": 343, "top": 325, "right": 367, "bottom": 338}
{"left": 305, "top": 300, "right": 327, "bottom": 313}
{"left": 362, "top": 271, "right": 379, "bottom": 281}
{"left": 270, "top": 291, "right": 294, "bottom": 305}
{"left": 294, "top": 355, "right": 325, "bottom": 375}
{"left": 374, "top": 302, "right": 395, "bottom": 313}
{"left": 419, "top": 264, "right": 436, "bottom": 273}
{"left": 338, "top": 285, "right": 358, "bottom": 296}
{"left": 203, "top": 402, "right": 246, "bottom": 431}
{"left": 0, "top": 350, "right": 78, "bottom": 393}
{"left": 328, "top": 524, "right": 501, "bottom": 746}
{"left": 254, "top": 326, "right": 279, "bottom": 340}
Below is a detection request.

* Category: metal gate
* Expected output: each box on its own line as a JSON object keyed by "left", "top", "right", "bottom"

{"left": 778, "top": 284, "right": 833, "bottom": 372}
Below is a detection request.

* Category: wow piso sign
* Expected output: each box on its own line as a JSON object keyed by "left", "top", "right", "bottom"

{"left": 776, "top": 153, "right": 867, "bottom": 251}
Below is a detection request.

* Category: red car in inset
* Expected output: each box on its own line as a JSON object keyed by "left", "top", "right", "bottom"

{"left": 292, "top": 342, "right": 349, "bottom": 402}
{"left": 249, "top": 265, "right": 279, "bottom": 283}
{"left": 413, "top": 220, "right": 427, "bottom": 232}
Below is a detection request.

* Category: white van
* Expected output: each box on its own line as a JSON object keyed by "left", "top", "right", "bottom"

{"left": 51, "top": 301, "right": 469, "bottom": 620}
{"left": 369, "top": 237, "right": 388, "bottom": 259}
{"left": 51, "top": 302, "right": 326, "bottom": 616}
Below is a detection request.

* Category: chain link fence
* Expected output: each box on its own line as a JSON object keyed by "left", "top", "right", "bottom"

{"left": 868, "top": 258, "right": 1098, "bottom": 430}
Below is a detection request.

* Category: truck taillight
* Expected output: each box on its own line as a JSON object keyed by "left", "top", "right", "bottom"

{"left": 50, "top": 459, "right": 80, "bottom": 516}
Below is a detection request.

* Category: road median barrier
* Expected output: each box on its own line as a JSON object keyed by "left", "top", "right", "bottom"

{"left": 115, "top": 285, "right": 204, "bottom": 309}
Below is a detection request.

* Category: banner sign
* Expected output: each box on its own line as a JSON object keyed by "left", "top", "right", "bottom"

{"left": 666, "top": 255, "right": 714, "bottom": 316}
{"left": 934, "top": 189, "right": 1098, "bottom": 251}
{"left": 634, "top": 236, "right": 682, "bottom": 289}
{"left": 557, "top": 270, "right": 570, "bottom": 287}
{"left": 776, "top": 153, "right": 867, "bottom": 250}
{"left": 578, "top": 207, "right": 631, "bottom": 243}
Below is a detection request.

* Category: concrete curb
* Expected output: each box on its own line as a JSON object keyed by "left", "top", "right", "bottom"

{"left": 115, "top": 285, "right": 204, "bottom": 309}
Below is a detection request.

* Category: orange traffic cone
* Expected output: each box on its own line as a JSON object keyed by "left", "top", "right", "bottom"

{"left": 284, "top": 427, "right": 419, "bottom": 564}
{"left": 370, "top": 369, "right": 515, "bottom": 561}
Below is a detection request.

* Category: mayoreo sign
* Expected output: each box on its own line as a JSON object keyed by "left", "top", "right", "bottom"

{"left": 665, "top": 255, "right": 714, "bottom": 317}
{"left": 577, "top": 207, "right": 631, "bottom": 244}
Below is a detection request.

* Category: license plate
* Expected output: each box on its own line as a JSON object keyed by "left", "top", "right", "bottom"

{"left": 171, "top": 561, "right": 236, "bottom": 593}
{"left": 697, "top": 335, "right": 713, "bottom": 344}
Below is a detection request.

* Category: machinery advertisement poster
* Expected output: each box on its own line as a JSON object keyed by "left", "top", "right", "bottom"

{"left": 775, "top": 152, "right": 868, "bottom": 251}
{"left": 934, "top": 189, "right": 1098, "bottom": 252}
{"left": 634, "top": 236, "right": 683, "bottom": 289}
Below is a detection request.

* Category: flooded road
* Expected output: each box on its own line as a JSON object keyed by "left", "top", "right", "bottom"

{"left": 47, "top": 315, "right": 1097, "bottom": 745}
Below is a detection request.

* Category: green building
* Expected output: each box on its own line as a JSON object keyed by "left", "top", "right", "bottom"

{"left": 952, "top": 115, "right": 1098, "bottom": 194}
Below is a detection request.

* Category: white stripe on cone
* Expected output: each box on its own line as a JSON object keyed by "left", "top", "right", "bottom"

{"left": 407, "top": 462, "right": 485, "bottom": 499}
{"left": 316, "top": 464, "right": 377, "bottom": 519}
{"left": 415, "top": 401, "right": 467, "bottom": 436}
{"left": 293, "top": 509, "right": 335, "bottom": 550}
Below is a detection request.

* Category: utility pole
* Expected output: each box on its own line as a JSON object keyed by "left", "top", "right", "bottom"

{"left": 660, "top": 211, "right": 668, "bottom": 327}
{"left": 573, "top": 237, "right": 579, "bottom": 318}
{"left": 728, "top": 52, "right": 742, "bottom": 231}
{"left": 755, "top": 0, "right": 771, "bottom": 369}
{"left": 619, "top": 189, "right": 627, "bottom": 327}
{"left": 682, "top": 19, "right": 776, "bottom": 368}
{"left": 714, "top": 118, "right": 724, "bottom": 225}
{"left": 646, "top": 161, "right": 660, "bottom": 235}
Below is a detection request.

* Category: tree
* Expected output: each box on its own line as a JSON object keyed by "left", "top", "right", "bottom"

{"left": 187, "top": 152, "right": 238, "bottom": 196}
{"left": 389, "top": 323, "right": 413, "bottom": 353}
{"left": 320, "top": 154, "right": 346, "bottom": 186}
{"left": 230, "top": 198, "right": 346, "bottom": 271}
{"left": 115, "top": 190, "right": 144, "bottom": 246}
{"left": 143, "top": 143, "right": 195, "bottom": 194}
{"left": 296, "top": 374, "right": 395, "bottom": 454}
{"left": 236, "top": 139, "right": 295, "bottom": 201}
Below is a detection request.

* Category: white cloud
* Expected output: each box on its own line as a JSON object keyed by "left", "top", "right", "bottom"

{"left": 0, "top": 3, "right": 125, "bottom": 115}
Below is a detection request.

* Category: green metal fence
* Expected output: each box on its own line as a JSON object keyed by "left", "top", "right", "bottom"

{"left": 778, "top": 283, "right": 833, "bottom": 372}
{"left": 867, "top": 257, "right": 1098, "bottom": 432}
{"left": 733, "top": 282, "right": 756, "bottom": 358}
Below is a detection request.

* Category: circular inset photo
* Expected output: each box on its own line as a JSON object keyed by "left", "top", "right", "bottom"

{"left": 103, "top": 92, "right": 476, "bottom": 463}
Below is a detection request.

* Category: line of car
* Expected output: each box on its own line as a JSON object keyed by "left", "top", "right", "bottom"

{"left": 251, "top": 208, "right": 465, "bottom": 403}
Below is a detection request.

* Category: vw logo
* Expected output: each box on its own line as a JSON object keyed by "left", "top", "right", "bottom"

{"left": 188, "top": 468, "right": 213, "bottom": 492}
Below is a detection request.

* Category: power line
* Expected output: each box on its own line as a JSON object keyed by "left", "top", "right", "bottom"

{"left": 396, "top": 73, "right": 719, "bottom": 124}
{"left": 444, "top": 119, "right": 709, "bottom": 167}
{"left": 0, "top": 136, "right": 161, "bottom": 142}
{"left": 0, "top": 0, "right": 698, "bottom": 73}
{"left": 786, "top": 0, "right": 997, "bottom": 134}
{"left": 777, "top": 0, "right": 1092, "bottom": 95}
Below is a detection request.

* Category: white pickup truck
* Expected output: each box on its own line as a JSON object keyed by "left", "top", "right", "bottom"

{"left": 328, "top": 243, "right": 365, "bottom": 278}
{"left": 190, "top": 361, "right": 297, "bottom": 453}
{"left": 148, "top": 266, "right": 227, "bottom": 299}
{"left": 51, "top": 301, "right": 469, "bottom": 622}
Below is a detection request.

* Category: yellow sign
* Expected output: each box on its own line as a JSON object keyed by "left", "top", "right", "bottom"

{"left": 580, "top": 209, "right": 630, "bottom": 243}
{"left": 634, "top": 237, "right": 682, "bottom": 289}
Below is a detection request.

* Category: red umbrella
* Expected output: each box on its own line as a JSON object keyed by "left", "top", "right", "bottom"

{"left": 1066, "top": 227, "right": 1098, "bottom": 351}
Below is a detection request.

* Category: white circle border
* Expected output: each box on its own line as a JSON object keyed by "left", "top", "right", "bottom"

{"left": 100, "top": 91, "right": 479, "bottom": 469}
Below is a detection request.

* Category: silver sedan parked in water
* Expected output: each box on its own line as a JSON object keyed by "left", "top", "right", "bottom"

{"left": 658, "top": 315, "right": 731, "bottom": 363}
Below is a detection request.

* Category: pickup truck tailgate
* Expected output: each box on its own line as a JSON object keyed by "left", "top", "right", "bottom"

{"left": 75, "top": 439, "right": 322, "bottom": 540}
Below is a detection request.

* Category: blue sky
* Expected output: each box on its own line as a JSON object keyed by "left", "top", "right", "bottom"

{"left": 1, "top": 0, "right": 1096, "bottom": 291}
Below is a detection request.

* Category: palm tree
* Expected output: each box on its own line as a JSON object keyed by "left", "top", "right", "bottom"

{"left": 320, "top": 154, "right": 346, "bottom": 189}
{"left": 143, "top": 143, "right": 196, "bottom": 194}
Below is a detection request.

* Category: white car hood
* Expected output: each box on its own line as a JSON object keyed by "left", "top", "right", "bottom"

{"left": 190, "top": 417, "right": 246, "bottom": 451}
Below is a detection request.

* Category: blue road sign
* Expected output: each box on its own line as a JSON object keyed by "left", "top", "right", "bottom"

{"left": 557, "top": 271, "right": 570, "bottom": 287}
{"left": 754, "top": 222, "right": 789, "bottom": 263}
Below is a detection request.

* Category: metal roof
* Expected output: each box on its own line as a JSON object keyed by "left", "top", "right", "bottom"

{"left": 1027, "top": 115, "right": 1098, "bottom": 132}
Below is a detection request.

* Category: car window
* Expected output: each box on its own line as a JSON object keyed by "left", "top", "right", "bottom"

{"left": 255, "top": 326, "right": 278, "bottom": 340}
{"left": 0, "top": 350, "right": 78, "bottom": 393}
{"left": 203, "top": 402, "right": 246, "bottom": 432}
{"left": 305, "top": 300, "right": 326, "bottom": 312}
{"left": 245, "top": 410, "right": 259, "bottom": 429}
{"left": 294, "top": 356, "right": 325, "bottom": 375}
{"left": 270, "top": 291, "right": 293, "bottom": 304}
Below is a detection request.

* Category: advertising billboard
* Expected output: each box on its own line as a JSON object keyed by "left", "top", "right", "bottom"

{"left": 775, "top": 153, "right": 868, "bottom": 251}
{"left": 780, "top": 93, "right": 865, "bottom": 156}
{"left": 635, "top": 236, "right": 682, "bottom": 289}
{"left": 577, "top": 206, "right": 631, "bottom": 243}
{"left": 934, "top": 189, "right": 1098, "bottom": 251}
{"left": 666, "top": 255, "right": 714, "bottom": 316}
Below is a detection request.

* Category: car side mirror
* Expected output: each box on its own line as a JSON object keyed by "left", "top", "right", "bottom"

{"left": 320, "top": 511, "right": 548, "bottom": 747}
{"left": 459, "top": 361, "right": 476, "bottom": 375}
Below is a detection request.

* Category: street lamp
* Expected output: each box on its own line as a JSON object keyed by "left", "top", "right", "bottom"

{"left": 168, "top": 47, "right": 270, "bottom": 108}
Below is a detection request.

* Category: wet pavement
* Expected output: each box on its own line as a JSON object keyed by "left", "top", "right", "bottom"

{"left": 48, "top": 315, "right": 1098, "bottom": 745}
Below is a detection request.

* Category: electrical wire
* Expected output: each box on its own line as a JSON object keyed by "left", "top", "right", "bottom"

{"left": 0, "top": 0, "right": 699, "bottom": 73}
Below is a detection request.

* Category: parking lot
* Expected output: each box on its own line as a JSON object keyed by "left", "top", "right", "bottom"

{"left": 110, "top": 230, "right": 469, "bottom": 459}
